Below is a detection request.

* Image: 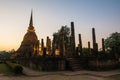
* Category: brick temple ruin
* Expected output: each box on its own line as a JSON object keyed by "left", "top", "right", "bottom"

{"left": 13, "top": 11, "right": 119, "bottom": 71}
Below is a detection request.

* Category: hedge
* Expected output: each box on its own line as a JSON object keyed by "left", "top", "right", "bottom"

{"left": 6, "top": 62, "right": 23, "bottom": 74}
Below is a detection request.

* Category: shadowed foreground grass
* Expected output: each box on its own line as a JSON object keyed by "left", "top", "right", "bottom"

{"left": 105, "top": 74, "right": 120, "bottom": 80}
{"left": 0, "top": 63, "right": 13, "bottom": 74}
{"left": 0, "top": 63, "right": 120, "bottom": 80}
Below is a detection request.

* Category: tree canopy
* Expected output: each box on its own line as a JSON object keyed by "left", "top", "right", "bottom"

{"left": 105, "top": 32, "right": 120, "bottom": 59}
{"left": 52, "top": 26, "right": 70, "bottom": 56}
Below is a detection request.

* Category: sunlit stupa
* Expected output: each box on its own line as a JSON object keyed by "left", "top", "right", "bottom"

{"left": 16, "top": 11, "right": 39, "bottom": 58}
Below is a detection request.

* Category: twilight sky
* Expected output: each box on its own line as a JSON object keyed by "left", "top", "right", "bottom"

{"left": 0, "top": 0, "right": 120, "bottom": 51}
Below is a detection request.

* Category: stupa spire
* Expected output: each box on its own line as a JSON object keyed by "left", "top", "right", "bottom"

{"left": 28, "top": 10, "right": 35, "bottom": 32}
{"left": 29, "top": 10, "right": 33, "bottom": 26}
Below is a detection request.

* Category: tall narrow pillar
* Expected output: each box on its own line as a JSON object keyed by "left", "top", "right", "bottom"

{"left": 95, "top": 43, "right": 98, "bottom": 54}
{"left": 35, "top": 40, "right": 40, "bottom": 55}
{"left": 70, "top": 22, "right": 76, "bottom": 57}
{"left": 52, "top": 35, "right": 56, "bottom": 56}
{"left": 78, "top": 34, "right": 82, "bottom": 55}
{"left": 92, "top": 28, "right": 96, "bottom": 49}
{"left": 92, "top": 28, "right": 97, "bottom": 54}
{"left": 46, "top": 36, "right": 51, "bottom": 55}
{"left": 102, "top": 38, "right": 105, "bottom": 53}
{"left": 88, "top": 41, "right": 91, "bottom": 54}
{"left": 41, "top": 39, "right": 46, "bottom": 57}
{"left": 41, "top": 39, "right": 44, "bottom": 55}
{"left": 43, "top": 48, "right": 46, "bottom": 57}
{"left": 61, "top": 27, "right": 66, "bottom": 56}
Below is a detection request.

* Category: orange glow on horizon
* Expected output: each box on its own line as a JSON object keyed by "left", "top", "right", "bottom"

{"left": 0, "top": 38, "right": 103, "bottom": 51}
{"left": 0, "top": 44, "right": 18, "bottom": 51}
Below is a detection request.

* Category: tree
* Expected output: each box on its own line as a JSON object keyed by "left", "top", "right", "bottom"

{"left": 105, "top": 32, "right": 120, "bottom": 59}
{"left": 82, "top": 48, "right": 89, "bottom": 57}
{"left": 52, "top": 26, "right": 70, "bottom": 56}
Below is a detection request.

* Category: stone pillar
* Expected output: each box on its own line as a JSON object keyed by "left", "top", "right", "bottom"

{"left": 37, "top": 40, "right": 40, "bottom": 55}
{"left": 52, "top": 35, "right": 56, "bottom": 56}
{"left": 78, "top": 34, "right": 82, "bottom": 55}
{"left": 33, "top": 40, "right": 40, "bottom": 56}
{"left": 46, "top": 36, "right": 52, "bottom": 55}
{"left": 102, "top": 38, "right": 105, "bottom": 53}
{"left": 88, "top": 41, "right": 91, "bottom": 54}
{"left": 43, "top": 48, "right": 46, "bottom": 57}
{"left": 92, "top": 28, "right": 97, "bottom": 54}
{"left": 41, "top": 39, "right": 44, "bottom": 55}
{"left": 76, "top": 46, "right": 79, "bottom": 56}
{"left": 95, "top": 43, "right": 98, "bottom": 54}
{"left": 61, "top": 27, "right": 66, "bottom": 56}
{"left": 70, "top": 22, "right": 76, "bottom": 57}
{"left": 92, "top": 28, "right": 96, "bottom": 50}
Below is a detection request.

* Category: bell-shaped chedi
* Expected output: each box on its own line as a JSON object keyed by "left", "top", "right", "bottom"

{"left": 15, "top": 11, "right": 39, "bottom": 58}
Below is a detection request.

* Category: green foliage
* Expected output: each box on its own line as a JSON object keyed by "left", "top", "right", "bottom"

{"left": 0, "top": 51, "right": 11, "bottom": 59}
{"left": 108, "top": 74, "right": 120, "bottom": 80}
{"left": 0, "top": 63, "right": 13, "bottom": 74}
{"left": 105, "top": 32, "right": 120, "bottom": 58}
{"left": 82, "top": 48, "right": 90, "bottom": 57}
{"left": 53, "top": 26, "right": 70, "bottom": 44}
{"left": 6, "top": 62, "right": 23, "bottom": 74}
{"left": 53, "top": 26, "right": 71, "bottom": 56}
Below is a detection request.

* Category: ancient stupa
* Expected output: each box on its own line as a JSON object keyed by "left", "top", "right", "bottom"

{"left": 16, "top": 11, "right": 39, "bottom": 58}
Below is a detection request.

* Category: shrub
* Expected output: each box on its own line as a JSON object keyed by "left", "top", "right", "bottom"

{"left": 6, "top": 62, "right": 23, "bottom": 74}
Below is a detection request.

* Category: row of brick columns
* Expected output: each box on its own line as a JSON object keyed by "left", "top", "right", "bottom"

{"left": 39, "top": 22, "right": 106, "bottom": 58}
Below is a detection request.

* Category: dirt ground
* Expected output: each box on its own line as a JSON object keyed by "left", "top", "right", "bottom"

{"left": 0, "top": 75, "right": 105, "bottom": 80}
{"left": 0, "top": 67, "right": 120, "bottom": 80}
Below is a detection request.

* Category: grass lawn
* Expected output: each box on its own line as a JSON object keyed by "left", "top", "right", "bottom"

{"left": 106, "top": 74, "right": 120, "bottom": 80}
{"left": 0, "top": 63, "right": 13, "bottom": 74}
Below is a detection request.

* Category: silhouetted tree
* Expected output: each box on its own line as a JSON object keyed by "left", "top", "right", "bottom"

{"left": 52, "top": 26, "right": 70, "bottom": 56}
{"left": 105, "top": 32, "right": 120, "bottom": 59}
{"left": 82, "top": 48, "right": 90, "bottom": 57}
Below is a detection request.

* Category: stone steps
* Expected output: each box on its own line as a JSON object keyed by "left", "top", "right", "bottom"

{"left": 67, "top": 58, "right": 82, "bottom": 71}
